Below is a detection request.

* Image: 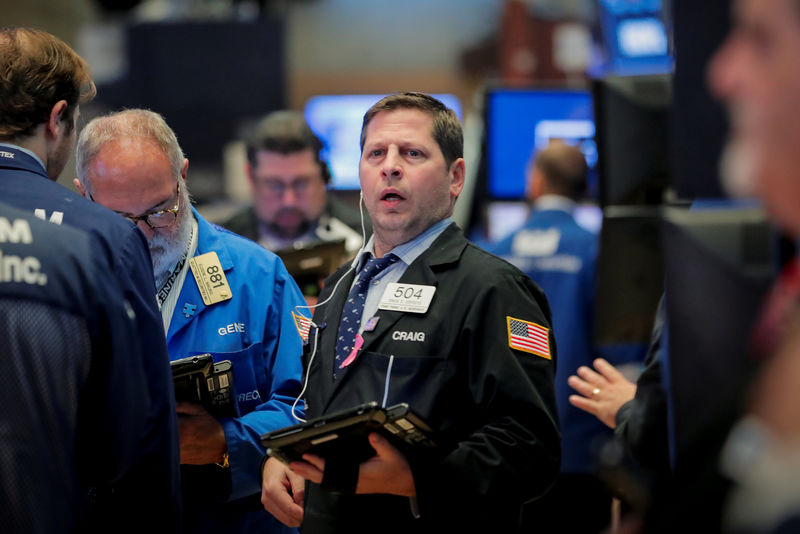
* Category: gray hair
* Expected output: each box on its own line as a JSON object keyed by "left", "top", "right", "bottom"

{"left": 75, "top": 108, "right": 185, "bottom": 191}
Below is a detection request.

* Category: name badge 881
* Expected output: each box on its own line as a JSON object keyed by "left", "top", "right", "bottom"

{"left": 378, "top": 283, "right": 436, "bottom": 314}
{"left": 189, "top": 252, "right": 232, "bottom": 306}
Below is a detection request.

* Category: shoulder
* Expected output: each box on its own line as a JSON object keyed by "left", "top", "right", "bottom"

{"left": 204, "top": 219, "right": 290, "bottom": 278}
{"left": 219, "top": 206, "right": 258, "bottom": 239}
{"left": 460, "top": 242, "right": 538, "bottom": 284}
{"left": 0, "top": 202, "right": 110, "bottom": 311}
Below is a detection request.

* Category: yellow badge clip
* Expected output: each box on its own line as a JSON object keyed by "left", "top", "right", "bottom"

{"left": 189, "top": 252, "right": 233, "bottom": 306}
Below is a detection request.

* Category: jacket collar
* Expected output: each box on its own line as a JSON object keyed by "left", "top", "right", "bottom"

{"left": 0, "top": 144, "right": 50, "bottom": 180}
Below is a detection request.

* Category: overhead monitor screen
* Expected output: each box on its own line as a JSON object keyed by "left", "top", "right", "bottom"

{"left": 485, "top": 88, "right": 596, "bottom": 200}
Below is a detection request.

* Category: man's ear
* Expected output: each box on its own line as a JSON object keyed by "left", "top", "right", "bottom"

{"left": 527, "top": 167, "right": 545, "bottom": 202}
{"left": 73, "top": 178, "right": 88, "bottom": 197}
{"left": 46, "top": 100, "right": 69, "bottom": 141}
{"left": 449, "top": 158, "right": 466, "bottom": 199}
{"left": 181, "top": 158, "right": 189, "bottom": 181}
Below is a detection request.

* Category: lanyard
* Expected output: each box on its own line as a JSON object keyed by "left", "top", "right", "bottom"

{"left": 156, "top": 223, "right": 194, "bottom": 309}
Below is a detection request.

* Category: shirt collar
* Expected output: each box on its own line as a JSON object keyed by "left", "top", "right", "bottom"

{"left": 354, "top": 217, "right": 454, "bottom": 273}
{"left": 0, "top": 142, "right": 46, "bottom": 173}
{"left": 534, "top": 195, "right": 576, "bottom": 213}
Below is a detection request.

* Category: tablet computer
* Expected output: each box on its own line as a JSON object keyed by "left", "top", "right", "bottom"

{"left": 261, "top": 402, "right": 437, "bottom": 465}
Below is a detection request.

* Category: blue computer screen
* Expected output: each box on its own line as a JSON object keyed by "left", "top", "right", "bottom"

{"left": 486, "top": 88, "right": 596, "bottom": 199}
{"left": 304, "top": 94, "right": 462, "bottom": 190}
{"left": 597, "top": 0, "right": 672, "bottom": 75}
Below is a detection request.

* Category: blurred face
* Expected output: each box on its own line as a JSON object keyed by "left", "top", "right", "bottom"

{"left": 85, "top": 138, "right": 192, "bottom": 286}
{"left": 709, "top": 0, "right": 800, "bottom": 235}
{"left": 360, "top": 108, "right": 465, "bottom": 257}
{"left": 250, "top": 148, "right": 327, "bottom": 238}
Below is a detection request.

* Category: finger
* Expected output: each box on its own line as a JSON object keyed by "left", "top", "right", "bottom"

{"left": 367, "top": 432, "right": 398, "bottom": 459}
{"left": 567, "top": 375, "right": 596, "bottom": 398}
{"left": 262, "top": 487, "right": 303, "bottom": 527}
{"left": 262, "top": 462, "right": 304, "bottom": 527}
{"left": 290, "top": 461, "right": 323, "bottom": 484}
{"left": 593, "top": 358, "right": 625, "bottom": 382}
{"left": 577, "top": 365, "right": 608, "bottom": 387}
{"left": 569, "top": 394, "right": 600, "bottom": 416}
{"left": 301, "top": 453, "right": 326, "bottom": 472}
{"left": 290, "top": 473, "right": 305, "bottom": 507}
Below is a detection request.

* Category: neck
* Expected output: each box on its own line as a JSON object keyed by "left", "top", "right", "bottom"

{"left": 373, "top": 230, "right": 409, "bottom": 258}
{"left": 11, "top": 129, "right": 48, "bottom": 169}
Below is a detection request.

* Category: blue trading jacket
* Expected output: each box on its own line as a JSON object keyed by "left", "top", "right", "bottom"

{"left": 0, "top": 145, "right": 182, "bottom": 527}
{"left": 169, "top": 209, "right": 305, "bottom": 532}
{"left": 489, "top": 207, "right": 613, "bottom": 473}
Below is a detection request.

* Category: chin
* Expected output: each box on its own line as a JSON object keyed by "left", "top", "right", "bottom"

{"left": 720, "top": 140, "right": 759, "bottom": 199}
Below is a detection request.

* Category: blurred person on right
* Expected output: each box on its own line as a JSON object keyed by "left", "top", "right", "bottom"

{"left": 487, "top": 140, "right": 614, "bottom": 533}
{"left": 707, "top": 0, "right": 800, "bottom": 530}
{"left": 223, "top": 111, "right": 363, "bottom": 255}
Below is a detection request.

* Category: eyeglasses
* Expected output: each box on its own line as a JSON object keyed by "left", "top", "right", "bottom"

{"left": 257, "top": 178, "right": 312, "bottom": 197}
{"left": 89, "top": 182, "right": 181, "bottom": 229}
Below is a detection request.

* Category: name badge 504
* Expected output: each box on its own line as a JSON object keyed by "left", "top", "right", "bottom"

{"left": 378, "top": 283, "right": 436, "bottom": 314}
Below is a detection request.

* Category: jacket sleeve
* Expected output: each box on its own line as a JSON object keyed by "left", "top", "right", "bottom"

{"left": 109, "top": 227, "right": 182, "bottom": 528}
{"left": 411, "top": 267, "right": 561, "bottom": 527}
{"left": 220, "top": 259, "right": 306, "bottom": 500}
{"left": 615, "top": 296, "right": 671, "bottom": 477}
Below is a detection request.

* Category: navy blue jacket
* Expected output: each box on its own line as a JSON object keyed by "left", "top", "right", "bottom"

{"left": 0, "top": 202, "right": 167, "bottom": 532}
{"left": 0, "top": 146, "right": 181, "bottom": 527}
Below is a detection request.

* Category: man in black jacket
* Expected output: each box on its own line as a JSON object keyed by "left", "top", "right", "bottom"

{"left": 260, "top": 92, "right": 560, "bottom": 533}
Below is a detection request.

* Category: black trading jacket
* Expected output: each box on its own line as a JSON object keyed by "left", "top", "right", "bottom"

{"left": 300, "top": 223, "right": 561, "bottom": 534}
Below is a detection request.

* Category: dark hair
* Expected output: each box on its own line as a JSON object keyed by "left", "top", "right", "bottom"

{"left": 245, "top": 110, "right": 330, "bottom": 183}
{"left": 0, "top": 27, "right": 96, "bottom": 141}
{"left": 360, "top": 92, "right": 463, "bottom": 168}
{"left": 534, "top": 141, "right": 588, "bottom": 200}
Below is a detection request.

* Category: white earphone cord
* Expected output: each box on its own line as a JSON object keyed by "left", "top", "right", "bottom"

{"left": 289, "top": 191, "right": 369, "bottom": 422}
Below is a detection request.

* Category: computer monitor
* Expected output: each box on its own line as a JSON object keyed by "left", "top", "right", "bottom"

{"left": 484, "top": 88, "right": 597, "bottom": 200}
{"left": 593, "top": 206, "right": 663, "bottom": 355}
{"left": 597, "top": 0, "right": 673, "bottom": 76}
{"left": 304, "top": 94, "right": 462, "bottom": 191}
{"left": 592, "top": 74, "right": 671, "bottom": 207}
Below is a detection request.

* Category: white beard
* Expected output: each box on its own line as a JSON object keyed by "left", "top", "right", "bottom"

{"left": 719, "top": 138, "right": 759, "bottom": 199}
{"left": 151, "top": 192, "right": 193, "bottom": 288}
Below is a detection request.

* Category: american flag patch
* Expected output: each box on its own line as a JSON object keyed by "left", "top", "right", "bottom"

{"left": 292, "top": 311, "right": 312, "bottom": 343}
{"left": 507, "top": 316, "right": 551, "bottom": 359}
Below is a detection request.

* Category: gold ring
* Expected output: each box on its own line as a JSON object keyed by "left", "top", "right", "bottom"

{"left": 592, "top": 388, "right": 600, "bottom": 396}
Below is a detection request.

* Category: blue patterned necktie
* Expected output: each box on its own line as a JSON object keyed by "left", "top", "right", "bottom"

{"left": 334, "top": 254, "right": 399, "bottom": 379}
